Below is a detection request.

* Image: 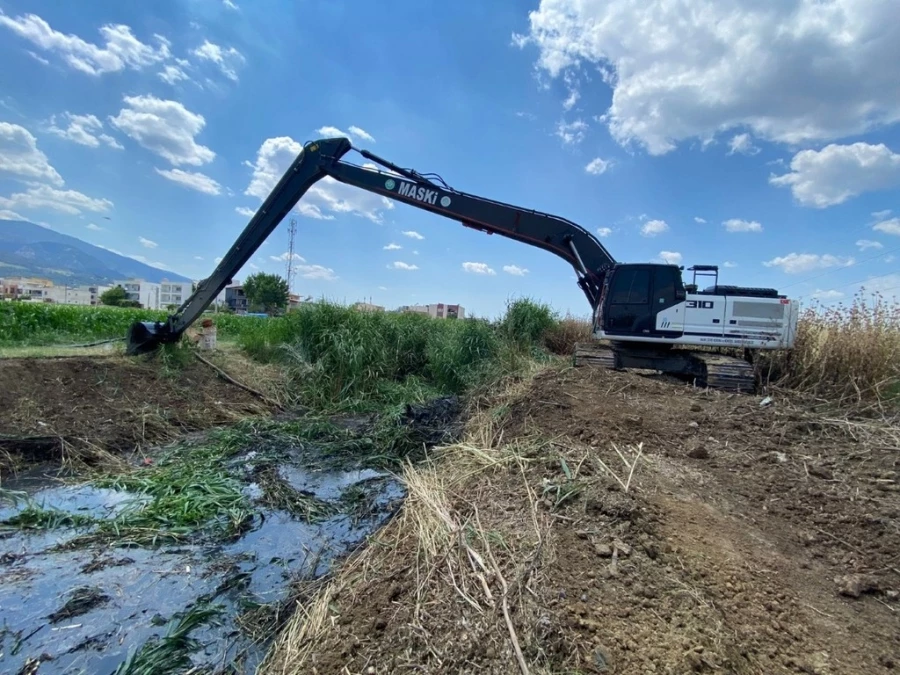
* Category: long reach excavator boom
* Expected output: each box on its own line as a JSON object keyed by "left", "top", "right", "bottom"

{"left": 126, "top": 136, "right": 798, "bottom": 393}
{"left": 126, "top": 136, "right": 616, "bottom": 354}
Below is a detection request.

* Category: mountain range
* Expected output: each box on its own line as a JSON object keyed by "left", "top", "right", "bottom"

{"left": 0, "top": 220, "right": 190, "bottom": 286}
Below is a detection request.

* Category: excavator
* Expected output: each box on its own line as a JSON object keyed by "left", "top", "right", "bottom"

{"left": 125, "top": 136, "right": 798, "bottom": 392}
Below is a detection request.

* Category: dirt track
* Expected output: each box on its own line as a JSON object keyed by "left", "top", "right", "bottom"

{"left": 279, "top": 364, "right": 900, "bottom": 675}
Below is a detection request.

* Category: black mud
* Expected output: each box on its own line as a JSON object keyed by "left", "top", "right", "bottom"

{"left": 0, "top": 396, "right": 461, "bottom": 674}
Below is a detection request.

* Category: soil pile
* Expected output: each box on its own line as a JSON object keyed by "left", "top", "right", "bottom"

{"left": 267, "top": 364, "right": 900, "bottom": 675}
{"left": 0, "top": 356, "right": 271, "bottom": 471}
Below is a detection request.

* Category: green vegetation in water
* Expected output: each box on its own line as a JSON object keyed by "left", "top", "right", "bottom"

{"left": 113, "top": 603, "right": 223, "bottom": 675}
{"left": 0, "top": 504, "right": 95, "bottom": 532}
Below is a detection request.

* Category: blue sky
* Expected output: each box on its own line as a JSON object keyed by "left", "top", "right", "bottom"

{"left": 0, "top": 0, "right": 898, "bottom": 318}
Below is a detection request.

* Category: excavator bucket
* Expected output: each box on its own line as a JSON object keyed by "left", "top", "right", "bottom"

{"left": 125, "top": 320, "right": 166, "bottom": 356}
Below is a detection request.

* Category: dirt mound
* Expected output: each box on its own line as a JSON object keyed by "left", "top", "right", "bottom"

{"left": 265, "top": 364, "right": 900, "bottom": 675}
{"left": 0, "top": 356, "right": 271, "bottom": 472}
{"left": 503, "top": 366, "right": 900, "bottom": 673}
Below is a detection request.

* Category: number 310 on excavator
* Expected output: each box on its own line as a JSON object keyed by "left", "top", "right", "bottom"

{"left": 126, "top": 136, "right": 798, "bottom": 392}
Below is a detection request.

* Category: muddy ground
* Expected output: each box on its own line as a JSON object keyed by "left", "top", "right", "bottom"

{"left": 0, "top": 355, "right": 460, "bottom": 674}
{"left": 0, "top": 355, "right": 271, "bottom": 472}
{"left": 276, "top": 364, "right": 900, "bottom": 675}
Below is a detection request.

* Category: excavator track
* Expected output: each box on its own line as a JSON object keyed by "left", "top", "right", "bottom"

{"left": 690, "top": 352, "right": 756, "bottom": 393}
{"left": 573, "top": 342, "right": 756, "bottom": 393}
{"left": 573, "top": 342, "right": 619, "bottom": 370}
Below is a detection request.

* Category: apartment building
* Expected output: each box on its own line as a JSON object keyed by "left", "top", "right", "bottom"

{"left": 225, "top": 284, "right": 248, "bottom": 313}
{"left": 398, "top": 303, "right": 465, "bottom": 319}
{"left": 116, "top": 279, "right": 160, "bottom": 309}
{"left": 0, "top": 277, "right": 108, "bottom": 305}
{"left": 160, "top": 280, "right": 191, "bottom": 308}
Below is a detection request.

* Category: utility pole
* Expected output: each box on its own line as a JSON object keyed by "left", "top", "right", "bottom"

{"left": 286, "top": 217, "right": 297, "bottom": 294}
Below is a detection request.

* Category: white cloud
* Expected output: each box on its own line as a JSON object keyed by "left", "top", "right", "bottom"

{"left": 235, "top": 206, "right": 255, "bottom": 217}
{"left": 763, "top": 253, "right": 854, "bottom": 274}
{"left": 348, "top": 126, "right": 375, "bottom": 143}
{"left": 723, "top": 218, "right": 763, "bottom": 233}
{"left": 596, "top": 227, "right": 612, "bottom": 237}
{"left": 872, "top": 209, "right": 892, "bottom": 220}
{"left": 658, "top": 251, "right": 682, "bottom": 265}
{"left": 402, "top": 230, "right": 424, "bottom": 240}
{"left": 86, "top": 223, "right": 103, "bottom": 231}
{"left": 194, "top": 255, "right": 204, "bottom": 260}
{"left": 155, "top": 168, "right": 222, "bottom": 195}
{"left": 244, "top": 136, "right": 392, "bottom": 223}
{"left": 378, "top": 285, "right": 388, "bottom": 291}
{"left": 0, "top": 185, "right": 112, "bottom": 215}
{"left": 158, "top": 64, "right": 190, "bottom": 85}
{"left": 383, "top": 243, "right": 402, "bottom": 250}
{"left": 728, "top": 133, "right": 759, "bottom": 156}
{"left": 0, "top": 209, "right": 24, "bottom": 220}
{"left": 503, "top": 264, "right": 529, "bottom": 276}
{"left": 856, "top": 239, "right": 883, "bottom": 251}
{"left": 770, "top": 143, "right": 900, "bottom": 208}
{"left": 585, "top": 157, "right": 611, "bottom": 175}
{"left": 315, "top": 125, "right": 376, "bottom": 143}
{"left": 139, "top": 236, "right": 158, "bottom": 249}
{"left": 270, "top": 252, "right": 305, "bottom": 262}
{"left": 223, "top": 0, "right": 239, "bottom": 9}
{"left": 563, "top": 89, "right": 580, "bottom": 111}
{"left": 516, "top": 0, "right": 900, "bottom": 155}
{"left": 47, "top": 113, "right": 122, "bottom": 149}
{"left": 462, "top": 262, "right": 496, "bottom": 275}
{"left": 555, "top": 119, "right": 588, "bottom": 145}
{"left": 812, "top": 289, "right": 844, "bottom": 300}
{"left": 0, "top": 11, "right": 171, "bottom": 76}
{"left": 128, "top": 253, "right": 170, "bottom": 269}
{"left": 694, "top": 217, "right": 706, "bottom": 224}
{"left": 191, "top": 40, "right": 245, "bottom": 82}
{"left": 297, "top": 264, "right": 337, "bottom": 281}
{"left": 640, "top": 219, "right": 668, "bottom": 237}
{"left": 723, "top": 261, "right": 738, "bottom": 268}
{"left": 109, "top": 95, "right": 215, "bottom": 166}
{"left": 873, "top": 218, "right": 900, "bottom": 236}
{"left": 0, "top": 122, "right": 64, "bottom": 185}
{"left": 215, "top": 256, "right": 223, "bottom": 263}
{"left": 389, "top": 261, "right": 418, "bottom": 270}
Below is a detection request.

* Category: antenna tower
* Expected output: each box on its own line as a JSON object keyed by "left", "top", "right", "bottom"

{"left": 286, "top": 217, "right": 297, "bottom": 293}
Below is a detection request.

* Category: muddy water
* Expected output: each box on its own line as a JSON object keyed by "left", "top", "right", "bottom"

{"left": 0, "top": 457, "right": 404, "bottom": 674}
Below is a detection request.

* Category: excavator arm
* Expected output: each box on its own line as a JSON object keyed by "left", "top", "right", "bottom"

{"left": 126, "top": 136, "right": 617, "bottom": 355}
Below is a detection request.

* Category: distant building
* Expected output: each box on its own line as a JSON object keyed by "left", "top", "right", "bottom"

{"left": 0, "top": 277, "right": 111, "bottom": 306}
{"left": 45, "top": 285, "right": 93, "bottom": 305}
{"left": 0, "top": 277, "right": 54, "bottom": 301}
{"left": 352, "top": 301, "right": 384, "bottom": 312}
{"left": 225, "top": 284, "right": 248, "bottom": 313}
{"left": 116, "top": 279, "right": 161, "bottom": 309}
{"left": 160, "top": 280, "right": 191, "bottom": 308}
{"left": 398, "top": 303, "right": 464, "bottom": 319}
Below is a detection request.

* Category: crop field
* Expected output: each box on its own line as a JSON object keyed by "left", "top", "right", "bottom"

{"left": 1, "top": 296, "right": 898, "bottom": 674}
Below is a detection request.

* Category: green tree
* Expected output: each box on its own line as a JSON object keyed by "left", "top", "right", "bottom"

{"left": 100, "top": 285, "right": 129, "bottom": 307}
{"left": 243, "top": 272, "right": 289, "bottom": 314}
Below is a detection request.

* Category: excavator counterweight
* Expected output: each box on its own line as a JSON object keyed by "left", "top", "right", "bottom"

{"left": 126, "top": 136, "right": 798, "bottom": 392}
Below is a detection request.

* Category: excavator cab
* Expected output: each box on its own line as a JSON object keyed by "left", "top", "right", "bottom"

{"left": 596, "top": 263, "right": 686, "bottom": 339}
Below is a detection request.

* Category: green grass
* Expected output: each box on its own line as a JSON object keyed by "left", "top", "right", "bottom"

{"left": 0, "top": 302, "right": 257, "bottom": 346}
{"left": 236, "top": 297, "right": 561, "bottom": 411}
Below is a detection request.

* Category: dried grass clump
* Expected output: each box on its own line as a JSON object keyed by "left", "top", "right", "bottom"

{"left": 261, "top": 363, "right": 554, "bottom": 675}
{"left": 542, "top": 314, "right": 592, "bottom": 356}
{"left": 761, "top": 291, "right": 900, "bottom": 404}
